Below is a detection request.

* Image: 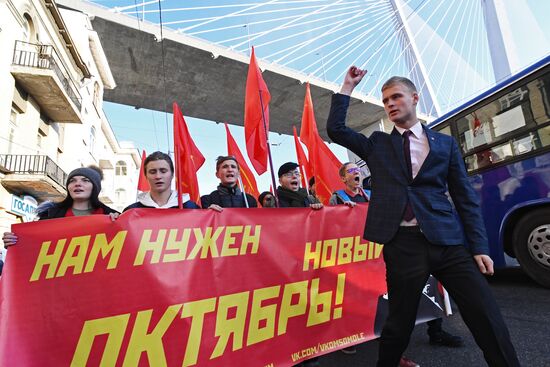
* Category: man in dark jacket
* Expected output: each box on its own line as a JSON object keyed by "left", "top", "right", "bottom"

{"left": 275, "top": 162, "right": 322, "bottom": 367}
{"left": 327, "top": 67, "right": 519, "bottom": 367}
{"left": 276, "top": 162, "right": 322, "bottom": 209}
{"left": 201, "top": 156, "right": 257, "bottom": 210}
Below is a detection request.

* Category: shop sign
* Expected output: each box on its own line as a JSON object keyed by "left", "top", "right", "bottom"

{"left": 10, "top": 195, "right": 38, "bottom": 222}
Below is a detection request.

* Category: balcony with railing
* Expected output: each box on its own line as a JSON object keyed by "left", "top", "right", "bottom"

{"left": 0, "top": 154, "right": 67, "bottom": 201}
{"left": 11, "top": 41, "right": 82, "bottom": 123}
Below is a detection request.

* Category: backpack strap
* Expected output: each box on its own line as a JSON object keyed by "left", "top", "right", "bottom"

{"left": 363, "top": 189, "right": 371, "bottom": 200}
{"left": 335, "top": 190, "right": 351, "bottom": 203}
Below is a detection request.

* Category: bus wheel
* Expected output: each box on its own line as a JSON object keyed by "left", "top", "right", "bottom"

{"left": 513, "top": 208, "right": 550, "bottom": 288}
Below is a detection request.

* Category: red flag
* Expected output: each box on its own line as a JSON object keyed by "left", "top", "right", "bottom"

{"left": 225, "top": 123, "right": 261, "bottom": 199}
{"left": 293, "top": 126, "right": 312, "bottom": 188}
{"left": 472, "top": 112, "right": 481, "bottom": 137}
{"left": 244, "top": 47, "right": 271, "bottom": 175}
{"left": 299, "top": 83, "right": 343, "bottom": 204}
{"left": 173, "top": 102, "right": 205, "bottom": 207}
{"left": 137, "top": 149, "right": 150, "bottom": 192}
{"left": 311, "top": 135, "right": 345, "bottom": 204}
{"left": 299, "top": 84, "right": 318, "bottom": 149}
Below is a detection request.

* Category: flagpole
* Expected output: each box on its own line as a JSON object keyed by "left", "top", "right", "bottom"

{"left": 443, "top": 287, "right": 452, "bottom": 316}
{"left": 258, "top": 91, "right": 279, "bottom": 207}
{"left": 237, "top": 176, "right": 249, "bottom": 208}
{"left": 301, "top": 166, "right": 310, "bottom": 193}
{"left": 175, "top": 146, "right": 183, "bottom": 209}
{"left": 173, "top": 123, "right": 183, "bottom": 210}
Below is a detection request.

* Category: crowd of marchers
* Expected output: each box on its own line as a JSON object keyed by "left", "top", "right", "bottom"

{"left": 1, "top": 68, "right": 521, "bottom": 367}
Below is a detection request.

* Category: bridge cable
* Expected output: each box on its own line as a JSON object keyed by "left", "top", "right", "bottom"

{"left": 433, "top": 0, "right": 472, "bottom": 108}
{"left": 259, "top": 8, "right": 370, "bottom": 62}
{"left": 356, "top": 0, "right": 430, "bottom": 96}
{"left": 221, "top": 5, "right": 365, "bottom": 47}
{"left": 305, "top": 4, "right": 393, "bottom": 75}
{"left": 157, "top": 0, "right": 170, "bottom": 154}
{"left": 329, "top": 4, "right": 397, "bottom": 83}
{"left": 276, "top": 4, "right": 382, "bottom": 65}
{"left": 189, "top": 6, "right": 362, "bottom": 37}
{"left": 133, "top": 0, "right": 141, "bottom": 30}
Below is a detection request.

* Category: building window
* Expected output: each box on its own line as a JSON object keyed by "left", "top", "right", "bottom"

{"left": 8, "top": 127, "right": 16, "bottom": 154}
{"left": 115, "top": 188, "right": 126, "bottom": 202}
{"left": 93, "top": 82, "right": 101, "bottom": 109}
{"left": 58, "top": 124, "right": 65, "bottom": 153}
{"left": 7, "top": 108, "right": 18, "bottom": 153}
{"left": 89, "top": 126, "right": 96, "bottom": 155}
{"left": 23, "top": 13, "right": 37, "bottom": 43}
{"left": 115, "top": 161, "right": 127, "bottom": 176}
{"left": 10, "top": 108, "right": 18, "bottom": 126}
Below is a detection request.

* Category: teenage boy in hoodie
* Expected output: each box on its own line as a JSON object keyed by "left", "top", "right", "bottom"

{"left": 200, "top": 156, "right": 257, "bottom": 211}
{"left": 124, "top": 151, "right": 199, "bottom": 211}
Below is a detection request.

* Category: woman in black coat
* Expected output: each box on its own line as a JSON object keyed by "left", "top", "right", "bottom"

{"left": 2, "top": 167, "right": 118, "bottom": 248}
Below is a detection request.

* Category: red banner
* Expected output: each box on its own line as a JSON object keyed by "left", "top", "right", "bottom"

{"left": 0, "top": 205, "right": 442, "bottom": 366}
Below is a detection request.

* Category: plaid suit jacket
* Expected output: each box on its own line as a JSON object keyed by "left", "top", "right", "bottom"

{"left": 327, "top": 93, "right": 488, "bottom": 255}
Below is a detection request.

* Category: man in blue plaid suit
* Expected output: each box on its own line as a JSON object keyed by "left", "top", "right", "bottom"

{"left": 327, "top": 66, "right": 520, "bottom": 367}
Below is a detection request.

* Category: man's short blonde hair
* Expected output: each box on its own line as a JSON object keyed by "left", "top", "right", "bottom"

{"left": 381, "top": 76, "right": 417, "bottom": 93}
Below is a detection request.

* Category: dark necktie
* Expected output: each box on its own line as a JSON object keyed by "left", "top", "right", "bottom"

{"left": 402, "top": 130, "right": 414, "bottom": 221}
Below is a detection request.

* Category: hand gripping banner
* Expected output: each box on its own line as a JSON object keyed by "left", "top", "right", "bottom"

{"left": 0, "top": 205, "right": 444, "bottom": 366}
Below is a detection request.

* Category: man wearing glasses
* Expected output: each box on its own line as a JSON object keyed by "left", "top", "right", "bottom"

{"left": 276, "top": 162, "right": 323, "bottom": 209}
{"left": 275, "top": 162, "right": 322, "bottom": 367}
{"left": 329, "top": 162, "right": 370, "bottom": 206}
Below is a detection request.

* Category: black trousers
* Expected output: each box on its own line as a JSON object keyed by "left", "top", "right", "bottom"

{"left": 377, "top": 227, "right": 520, "bottom": 367}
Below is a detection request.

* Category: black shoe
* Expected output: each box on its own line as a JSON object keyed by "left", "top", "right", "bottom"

{"left": 341, "top": 346, "right": 357, "bottom": 354}
{"left": 302, "top": 359, "right": 320, "bottom": 367}
{"left": 429, "top": 330, "right": 464, "bottom": 347}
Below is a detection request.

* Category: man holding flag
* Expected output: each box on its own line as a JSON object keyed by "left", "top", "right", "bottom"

{"left": 276, "top": 162, "right": 322, "bottom": 209}
{"left": 124, "top": 151, "right": 199, "bottom": 211}
{"left": 201, "top": 156, "right": 258, "bottom": 210}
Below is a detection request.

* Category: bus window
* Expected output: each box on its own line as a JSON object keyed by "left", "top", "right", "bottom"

{"left": 512, "top": 133, "right": 539, "bottom": 154}
{"left": 464, "top": 125, "right": 550, "bottom": 172}
{"left": 457, "top": 112, "right": 494, "bottom": 153}
{"left": 464, "top": 142, "right": 512, "bottom": 171}
{"left": 537, "top": 124, "right": 550, "bottom": 147}
{"left": 438, "top": 125, "right": 451, "bottom": 136}
{"left": 529, "top": 74, "right": 550, "bottom": 124}
{"left": 456, "top": 87, "right": 537, "bottom": 156}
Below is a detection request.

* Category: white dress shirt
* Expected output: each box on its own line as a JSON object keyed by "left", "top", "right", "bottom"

{"left": 395, "top": 121, "right": 430, "bottom": 225}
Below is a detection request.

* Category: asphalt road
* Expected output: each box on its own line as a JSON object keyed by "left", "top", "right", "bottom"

{"left": 316, "top": 268, "right": 550, "bottom": 367}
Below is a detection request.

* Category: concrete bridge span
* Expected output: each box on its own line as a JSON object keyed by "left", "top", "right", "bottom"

{"left": 58, "top": 0, "right": 410, "bottom": 139}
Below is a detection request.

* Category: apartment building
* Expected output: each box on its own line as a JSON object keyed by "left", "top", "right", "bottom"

{"left": 0, "top": 0, "right": 141, "bottom": 259}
